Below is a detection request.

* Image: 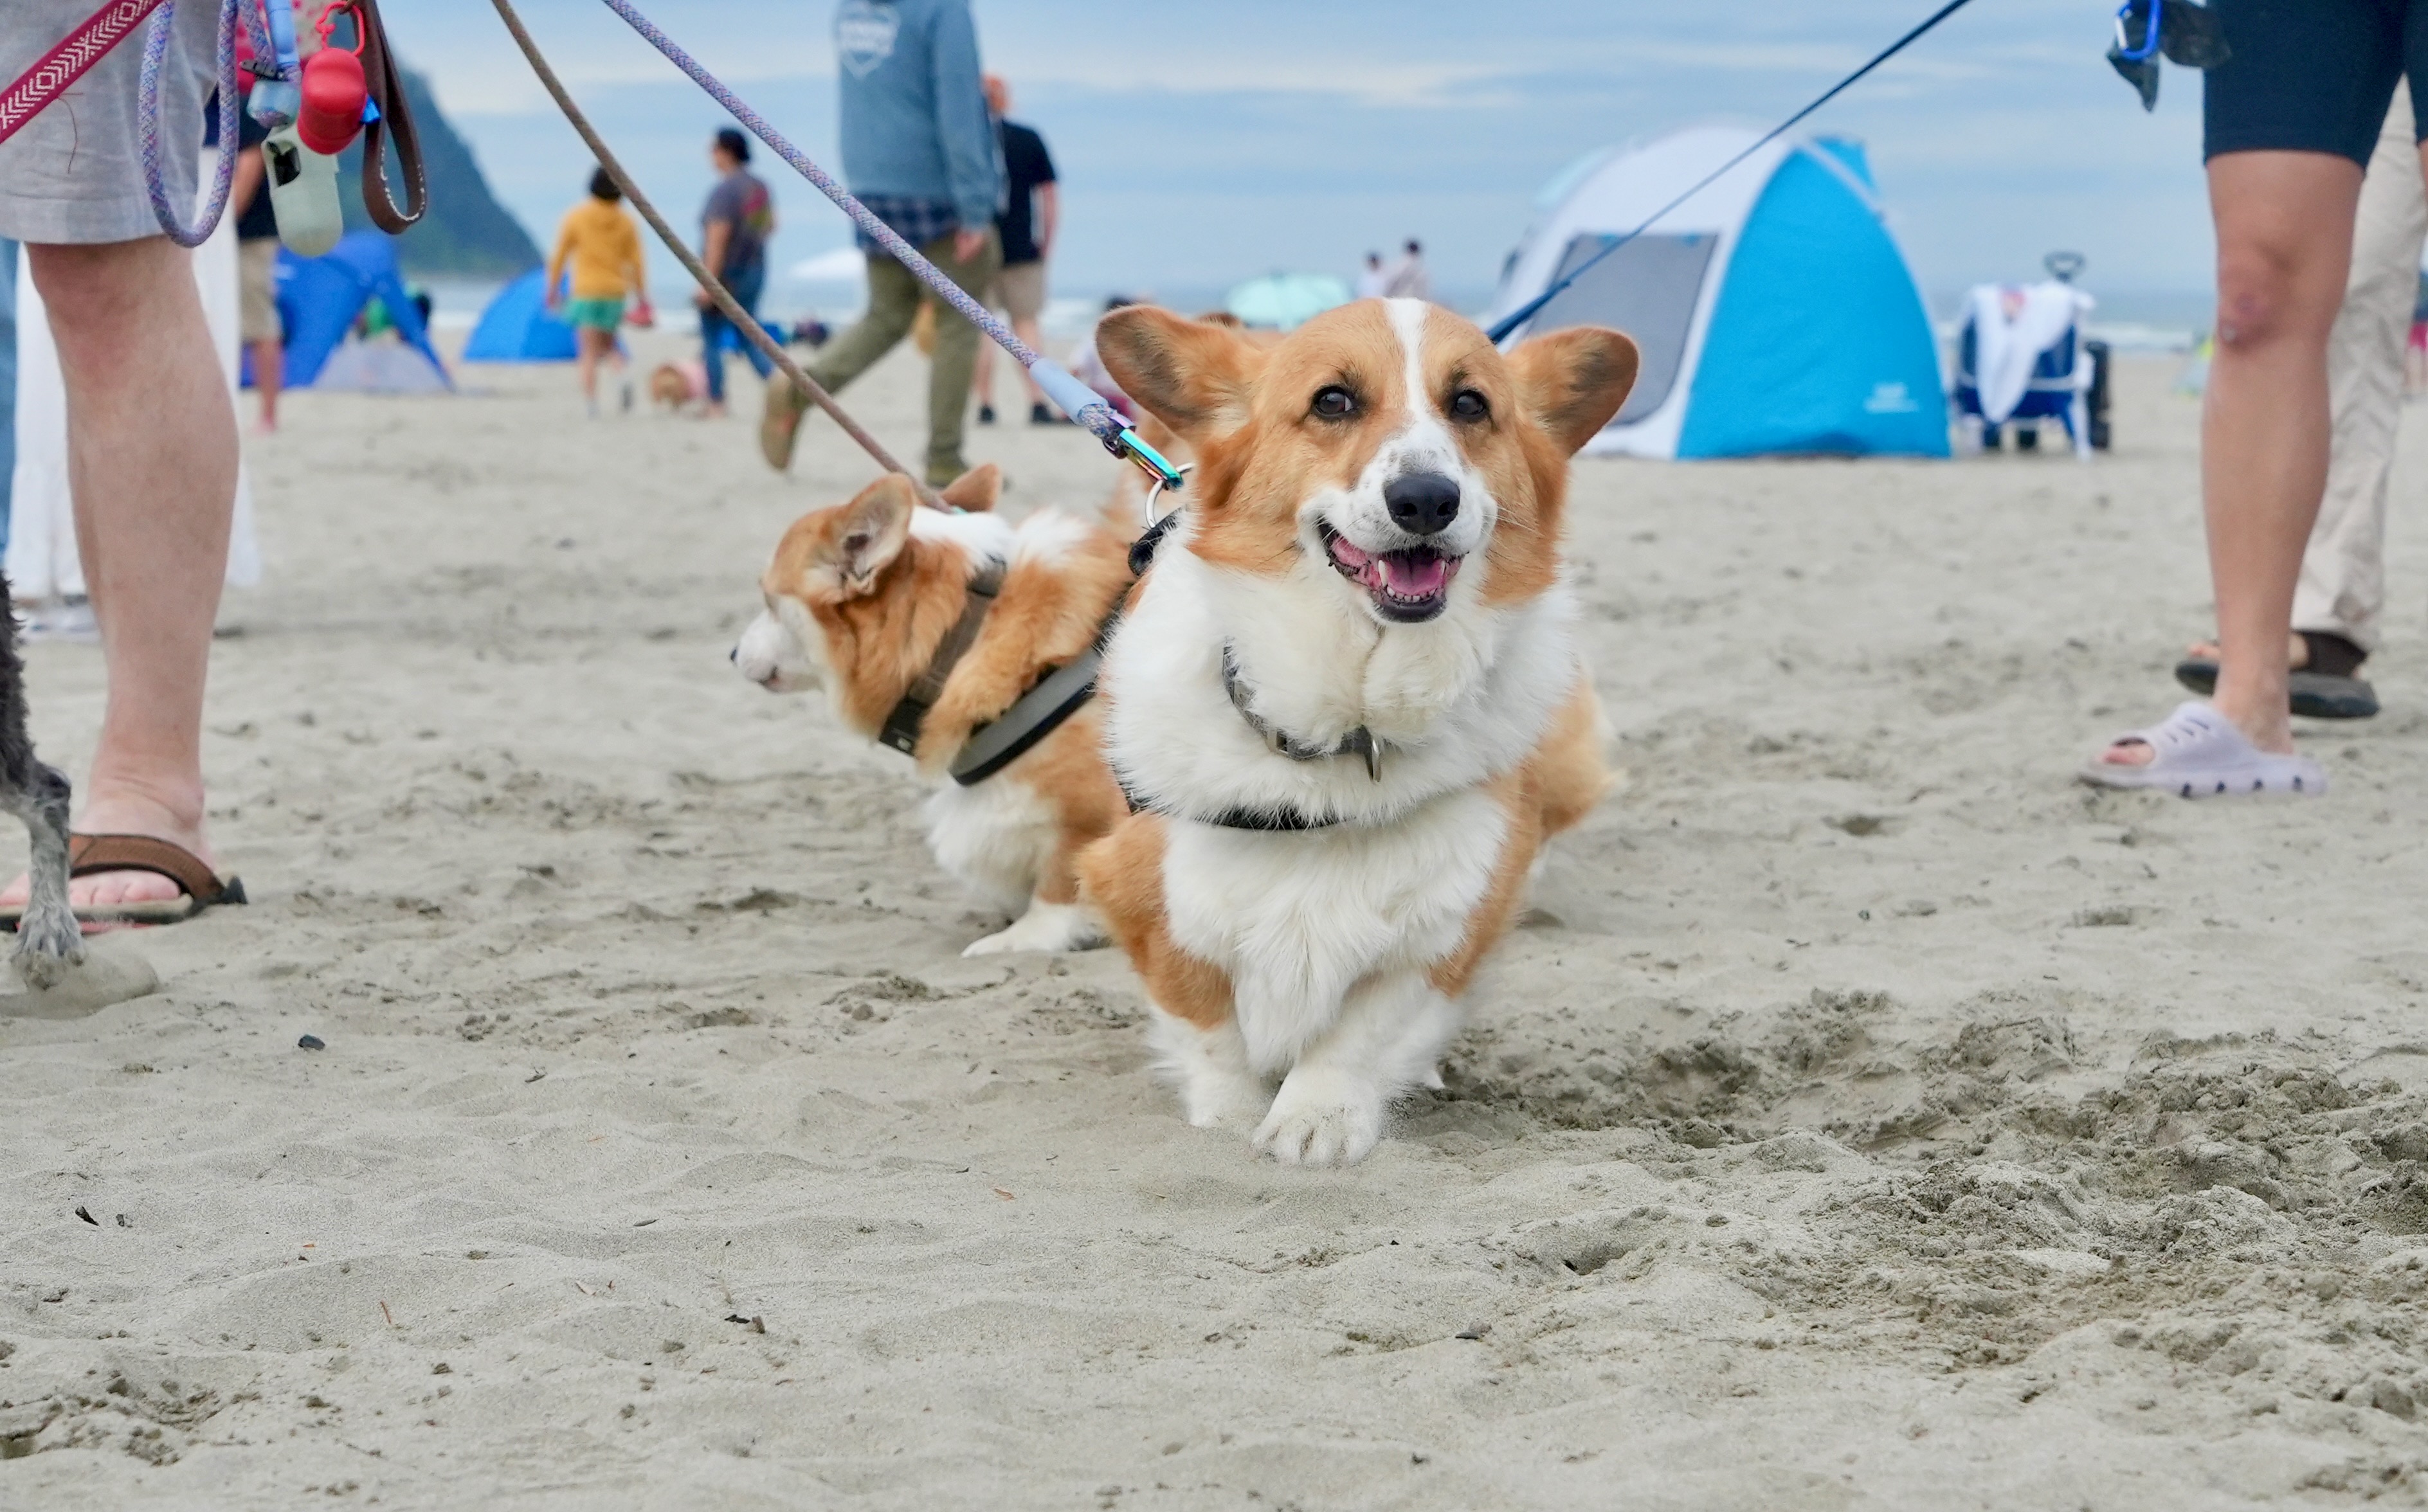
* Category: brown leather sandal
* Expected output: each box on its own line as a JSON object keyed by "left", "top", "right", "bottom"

{"left": 0, "top": 833, "right": 246, "bottom": 930}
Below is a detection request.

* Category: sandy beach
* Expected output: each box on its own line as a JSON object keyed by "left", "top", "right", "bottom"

{"left": 5, "top": 342, "right": 2428, "bottom": 1508}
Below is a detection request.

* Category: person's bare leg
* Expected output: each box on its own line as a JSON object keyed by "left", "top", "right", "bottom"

{"left": 577, "top": 327, "right": 606, "bottom": 408}
{"left": 250, "top": 336, "right": 282, "bottom": 433}
{"left": 2103, "top": 153, "right": 2359, "bottom": 766}
{"left": 3, "top": 237, "right": 235, "bottom": 911}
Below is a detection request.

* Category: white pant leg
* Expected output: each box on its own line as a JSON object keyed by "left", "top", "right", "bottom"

{"left": 8, "top": 255, "right": 80, "bottom": 602}
{"left": 2299, "top": 80, "right": 2426, "bottom": 654}
{"left": 192, "top": 156, "right": 260, "bottom": 590}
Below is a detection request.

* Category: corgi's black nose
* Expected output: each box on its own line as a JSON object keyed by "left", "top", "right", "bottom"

{"left": 1384, "top": 471, "right": 1460, "bottom": 536}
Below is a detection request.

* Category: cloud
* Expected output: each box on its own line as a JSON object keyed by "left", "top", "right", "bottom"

{"left": 395, "top": 0, "right": 2222, "bottom": 306}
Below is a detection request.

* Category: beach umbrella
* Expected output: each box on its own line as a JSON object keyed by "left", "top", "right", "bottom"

{"left": 1224, "top": 272, "right": 1352, "bottom": 331}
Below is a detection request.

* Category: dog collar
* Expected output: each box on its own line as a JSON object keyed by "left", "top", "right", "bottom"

{"left": 875, "top": 562, "right": 1004, "bottom": 758}
{"left": 1220, "top": 644, "right": 1384, "bottom": 781}
{"left": 1115, "top": 771, "right": 1341, "bottom": 832}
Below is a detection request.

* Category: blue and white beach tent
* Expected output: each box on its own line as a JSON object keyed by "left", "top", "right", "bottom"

{"left": 464, "top": 266, "right": 579, "bottom": 363}
{"left": 1486, "top": 127, "right": 1948, "bottom": 460}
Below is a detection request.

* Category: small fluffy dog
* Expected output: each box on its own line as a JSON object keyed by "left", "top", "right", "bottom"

{"left": 1076, "top": 299, "right": 1638, "bottom": 1166}
{"left": 733, "top": 466, "right": 1134, "bottom": 955}
{"left": 648, "top": 361, "right": 702, "bottom": 412}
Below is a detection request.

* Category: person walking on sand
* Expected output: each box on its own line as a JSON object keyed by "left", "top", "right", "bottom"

{"left": 2086, "top": 8, "right": 2428, "bottom": 797}
{"left": 1354, "top": 251, "right": 1388, "bottom": 301}
{"left": 0, "top": 1, "right": 249, "bottom": 924}
{"left": 547, "top": 167, "right": 648, "bottom": 418}
{"left": 1384, "top": 239, "right": 1429, "bottom": 301}
{"left": 2168, "top": 80, "right": 2426, "bottom": 726}
{"left": 225, "top": 109, "right": 284, "bottom": 432}
{"left": 696, "top": 127, "right": 775, "bottom": 420}
{"left": 971, "top": 74, "right": 1058, "bottom": 427}
{"left": 760, "top": 0, "right": 1003, "bottom": 486}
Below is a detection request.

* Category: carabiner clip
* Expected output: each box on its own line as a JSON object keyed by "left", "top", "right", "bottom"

{"left": 2112, "top": 0, "right": 2162, "bottom": 63}
{"left": 1115, "top": 428, "right": 1186, "bottom": 498}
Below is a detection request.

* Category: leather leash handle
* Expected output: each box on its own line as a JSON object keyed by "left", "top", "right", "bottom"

{"left": 353, "top": 0, "right": 424, "bottom": 231}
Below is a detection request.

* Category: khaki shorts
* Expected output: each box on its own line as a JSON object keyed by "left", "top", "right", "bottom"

{"left": 0, "top": 0, "right": 216, "bottom": 244}
{"left": 990, "top": 260, "right": 1047, "bottom": 322}
{"left": 239, "top": 239, "right": 282, "bottom": 344}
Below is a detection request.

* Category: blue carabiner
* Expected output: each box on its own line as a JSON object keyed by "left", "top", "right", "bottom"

{"left": 2114, "top": 0, "right": 2162, "bottom": 63}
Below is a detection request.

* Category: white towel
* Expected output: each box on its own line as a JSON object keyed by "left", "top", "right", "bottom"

{"left": 1969, "top": 281, "right": 2091, "bottom": 426}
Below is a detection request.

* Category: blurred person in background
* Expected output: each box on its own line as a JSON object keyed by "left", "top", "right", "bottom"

{"left": 1384, "top": 238, "right": 1429, "bottom": 300}
{"left": 761, "top": 0, "right": 1001, "bottom": 486}
{"left": 547, "top": 166, "right": 648, "bottom": 417}
{"left": 1354, "top": 251, "right": 1387, "bottom": 300}
{"left": 972, "top": 73, "right": 1059, "bottom": 426}
{"left": 696, "top": 127, "right": 775, "bottom": 420}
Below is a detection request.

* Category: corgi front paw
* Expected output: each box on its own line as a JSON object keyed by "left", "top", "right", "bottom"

{"left": 1253, "top": 1069, "right": 1383, "bottom": 1168}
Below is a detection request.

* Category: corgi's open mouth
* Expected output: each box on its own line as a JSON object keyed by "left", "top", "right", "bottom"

{"left": 1319, "top": 522, "right": 1462, "bottom": 623}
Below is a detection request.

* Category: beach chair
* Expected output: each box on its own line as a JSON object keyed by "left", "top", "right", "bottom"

{"left": 1952, "top": 253, "right": 2109, "bottom": 457}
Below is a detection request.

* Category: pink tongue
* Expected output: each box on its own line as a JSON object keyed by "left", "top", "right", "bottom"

{"left": 1380, "top": 553, "right": 1449, "bottom": 597}
{"left": 1328, "top": 536, "right": 1373, "bottom": 570}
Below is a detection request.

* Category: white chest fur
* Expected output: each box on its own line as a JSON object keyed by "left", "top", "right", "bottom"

{"left": 1103, "top": 541, "right": 1577, "bottom": 828}
{"left": 1161, "top": 788, "right": 1507, "bottom": 1074}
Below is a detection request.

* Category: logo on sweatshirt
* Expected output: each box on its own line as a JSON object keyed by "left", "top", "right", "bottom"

{"left": 836, "top": 0, "right": 900, "bottom": 78}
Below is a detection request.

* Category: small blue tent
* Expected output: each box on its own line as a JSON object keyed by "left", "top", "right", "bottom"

{"left": 275, "top": 231, "right": 448, "bottom": 389}
{"left": 1486, "top": 126, "right": 1947, "bottom": 460}
{"left": 464, "top": 267, "right": 577, "bottom": 362}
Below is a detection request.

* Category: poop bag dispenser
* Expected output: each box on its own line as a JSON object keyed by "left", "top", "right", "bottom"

{"left": 264, "top": 123, "right": 343, "bottom": 257}
{"left": 296, "top": 43, "right": 369, "bottom": 155}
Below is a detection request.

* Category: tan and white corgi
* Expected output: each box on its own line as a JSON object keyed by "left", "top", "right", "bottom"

{"left": 1076, "top": 300, "right": 1638, "bottom": 1166}
{"left": 733, "top": 465, "right": 1134, "bottom": 955}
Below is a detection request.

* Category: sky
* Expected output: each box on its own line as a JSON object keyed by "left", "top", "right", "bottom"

{"left": 383, "top": 0, "right": 2216, "bottom": 321}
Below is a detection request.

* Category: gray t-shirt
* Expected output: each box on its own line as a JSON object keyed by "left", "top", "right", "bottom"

{"left": 702, "top": 170, "right": 773, "bottom": 278}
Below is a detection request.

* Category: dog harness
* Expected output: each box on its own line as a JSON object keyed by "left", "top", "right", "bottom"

{"left": 873, "top": 559, "right": 1122, "bottom": 791}
{"left": 874, "top": 562, "right": 1003, "bottom": 759}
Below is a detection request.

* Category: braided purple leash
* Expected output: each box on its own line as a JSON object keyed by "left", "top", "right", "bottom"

{"left": 137, "top": 0, "right": 242, "bottom": 248}
{"left": 595, "top": 0, "right": 1182, "bottom": 490}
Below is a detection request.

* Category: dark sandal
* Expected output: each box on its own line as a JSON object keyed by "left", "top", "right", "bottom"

{"left": 0, "top": 833, "right": 246, "bottom": 930}
{"left": 2173, "top": 631, "right": 2379, "bottom": 721}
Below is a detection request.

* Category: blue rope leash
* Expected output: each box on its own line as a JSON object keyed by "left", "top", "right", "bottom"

{"left": 1485, "top": 0, "right": 1981, "bottom": 345}
{"left": 137, "top": 0, "right": 244, "bottom": 248}
{"left": 594, "top": 0, "right": 1184, "bottom": 492}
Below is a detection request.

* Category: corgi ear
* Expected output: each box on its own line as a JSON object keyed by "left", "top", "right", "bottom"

{"left": 831, "top": 473, "right": 917, "bottom": 594}
{"left": 1505, "top": 327, "right": 1640, "bottom": 456}
{"left": 936, "top": 462, "right": 1001, "bottom": 513}
{"left": 1093, "top": 306, "right": 1266, "bottom": 446}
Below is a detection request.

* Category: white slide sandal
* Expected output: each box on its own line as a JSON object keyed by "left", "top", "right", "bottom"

{"left": 2079, "top": 701, "right": 2326, "bottom": 798}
